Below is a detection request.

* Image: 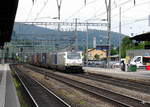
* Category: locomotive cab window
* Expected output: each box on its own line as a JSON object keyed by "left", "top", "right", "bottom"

{"left": 67, "top": 53, "right": 81, "bottom": 59}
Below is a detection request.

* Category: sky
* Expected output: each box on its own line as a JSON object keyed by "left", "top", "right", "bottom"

{"left": 15, "top": 0, "right": 150, "bottom": 36}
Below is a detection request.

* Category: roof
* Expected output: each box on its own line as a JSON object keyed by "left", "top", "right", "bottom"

{"left": 0, "top": 0, "right": 19, "bottom": 48}
{"left": 131, "top": 32, "right": 150, "bottom": 41}
{"left": 110, "top": 54, "right": 119, "bottom": 58}
{"left": 88, "top": 48, "right": 106, "bottom": 52}
{"left": 88, "top": 48, "right": 96, "bottom": 52}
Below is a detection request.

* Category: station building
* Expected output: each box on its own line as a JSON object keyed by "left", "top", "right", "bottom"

{"left": 87, "top": 48, "right": 107, "bottom": 60}
{"left": 127, "top": 32, "right": 150, "bottom": 58}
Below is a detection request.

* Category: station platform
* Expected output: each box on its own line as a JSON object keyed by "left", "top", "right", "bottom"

{"left": 0, "top": 64, "right": 20, "bottom": 107}
{"left": 83, "top": 67, "right": 150, "bottom": 82}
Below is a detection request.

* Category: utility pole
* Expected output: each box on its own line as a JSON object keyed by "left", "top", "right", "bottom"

{"left": 56, "top": 0, "right": 62, "bottom": 30}
{"left": 1, "top": 48, "right": 4, "bottom": 64}
{"left": 119, "top": 7, "right": 121, "bottom": 62}
{"left": 75, "top": 18, "right": 78, "bottom": 51}
{"left": 56, "top": 0, "right": 62, "bottom": 20}
{"left": 105, "top": 0, "right": 111, "bottom": 68}
{"left": 86, "top": 22, "right": 89, "bottom": 66}
{"left": 119, "top": 7, "right": 121, "bottom": 33}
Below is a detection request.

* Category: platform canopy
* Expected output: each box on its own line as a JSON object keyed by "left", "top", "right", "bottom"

{"left": 0, "top": 0, "right": 19, "bottom": 48}
{"left": 131, "top": 32, "right": 150, "bottom": 41}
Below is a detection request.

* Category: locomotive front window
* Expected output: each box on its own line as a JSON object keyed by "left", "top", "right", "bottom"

{"left": 67, "top": 53, "right": 81, "bottom": 59}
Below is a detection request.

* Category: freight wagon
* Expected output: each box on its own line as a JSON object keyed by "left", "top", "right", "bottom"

{"left": 28, "top": 51, "right": 83, "bottom": 72}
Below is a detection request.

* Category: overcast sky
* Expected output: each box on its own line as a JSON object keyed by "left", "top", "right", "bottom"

{"left": 15, "top": 0, "right": 150, "bottom": 36}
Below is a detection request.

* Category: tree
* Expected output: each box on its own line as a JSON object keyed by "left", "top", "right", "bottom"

{"left": 94, "top": 54, "right": 100, "bottom": 60}
{"left": 111, "top": 47, "right": 118, "bottom": 55}
{"left": 121, "top": 36, "right": 133, "bottom": 58}
{"left": 121, "top": 36, "right": 145, "bottom": 58}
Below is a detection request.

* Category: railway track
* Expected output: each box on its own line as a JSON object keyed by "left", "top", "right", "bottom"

{"left": 23, "top": 64, "right": 150, "bottom": 107}
{"left": 11, "top": 65, "right": 71, "bottom": 107}
{"left": 74, "top": 73, "right": 150, "bottom": 94}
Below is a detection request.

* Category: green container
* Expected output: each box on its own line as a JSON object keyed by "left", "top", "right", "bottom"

{"left": 128, "top": 65, "right": 137, "bottom": 72}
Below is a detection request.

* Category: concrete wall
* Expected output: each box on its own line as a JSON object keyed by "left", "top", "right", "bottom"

{"left": 126, "top": 49, "right": 150, "bottom": 58}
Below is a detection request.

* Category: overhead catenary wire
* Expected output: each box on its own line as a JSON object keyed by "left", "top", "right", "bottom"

{"left": 111, "top": 0, "right": 150, "bottom": 19}
{"left": 21, "top": 0, "right": 150, "bottom": 36}
{"left": 24, "top": 0, "right": 149, "bottom": 23}
{"left": 119, "top": 0, "right": 133, "bottom": 6}
{"left": 83, "top": 0, "right": 133, "bottom": 21}
{"left": 25, "top": 0, "right": 49, "bottom": 22}
{"left": 65, "top": 0, "right": 98, "bottom": 21}
{"left": 111, "top": 0, "right": 150, "bottom": 30}
{"left": 82, "top": 0, "right": 150, "bottom": 33}
{"left": 111, "top": 17, "right": 148, "bottom": 30}
{"left": 25, "top": 3, "right": 35, "bottom": 22}
{"left": 34, "top": 0, "right": 49, "bottom": 22}
{"left": 110, "top": 0, "right": 150, "bottom": 33}
{"left": 85, "top": 0, "right": 149, "bottom": 22}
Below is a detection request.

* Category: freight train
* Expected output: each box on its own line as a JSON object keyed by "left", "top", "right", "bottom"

{"left": 28, "top": 51, "right": 83, "bottom": 72}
